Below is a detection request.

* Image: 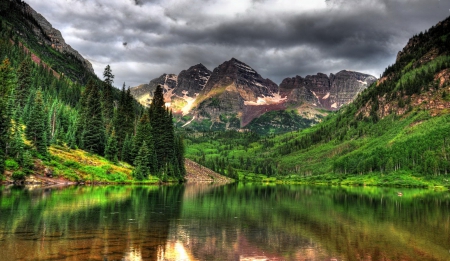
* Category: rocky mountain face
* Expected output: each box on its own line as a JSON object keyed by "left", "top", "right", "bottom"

{"left": 3, "top": 0, "right": 95, "bottom": 76}
{"left": 1, "top": 0, "right": 95, "bottom": 83}
{"left": 131, "top": 58, "right": 376, "bottom": 133}
{"left": 133, "top": 74, "right": 178, "bottom": 106}
{"left": 280, "top": 71, "right": 377, "bottom": 111}
{"left": 22, "top": 4, "right": 95, "bottom": 74}
{"left": 175, "top": 64, "right": 211, "bottom": 97}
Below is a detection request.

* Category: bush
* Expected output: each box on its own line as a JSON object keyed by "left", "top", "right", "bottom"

{"left": 12, "top": 170, "right": 25, "bottom": 181}
{"left": 5, "top": 159, "right": 19, "bottom": 170}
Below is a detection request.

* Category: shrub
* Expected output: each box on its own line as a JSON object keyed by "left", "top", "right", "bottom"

{"left": 5, "top": 159, "right": 19, "bottom": 171}
{"left": 12, "top": 170, "right": 25, "bottom": 181}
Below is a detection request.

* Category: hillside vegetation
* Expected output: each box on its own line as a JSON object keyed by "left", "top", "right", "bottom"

{"left": 0, "top": 0, "right": 186, "bottom": 184}
{"left": 185, "top": 16, "right": 450, "bottom": 187}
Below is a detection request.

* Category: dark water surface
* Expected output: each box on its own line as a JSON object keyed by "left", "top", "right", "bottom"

{"left": 0, "top": 183, "right": 449, "bottom": 260}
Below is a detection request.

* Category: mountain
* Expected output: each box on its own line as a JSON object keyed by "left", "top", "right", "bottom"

{"left": 279, "top": 70, "right": 377, "bottom": 111}
{"left": 185, "top": 15, "right": 450, "bottom": 185}
{"left": 0, "top": 0, "right": 95, "bottom": 83}
{"left": 131, "top": 58, "right": 376, "bottom": 134}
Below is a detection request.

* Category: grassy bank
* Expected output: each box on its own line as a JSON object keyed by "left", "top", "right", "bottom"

{"left": 235, "top": 170, "right": 449, "bottom": 189}
{"left": 2, "top": 144, "right": 165, "bottom": 184}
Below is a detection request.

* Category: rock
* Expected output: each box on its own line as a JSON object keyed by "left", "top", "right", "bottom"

{"left": 44, "top": 167, "right": 53, "bottom": 178}
{"left": 130, "top": 73, "right": 178, "bottom": 106}
{"left": 175, "top": 64, "right": 211, "bottom": 97}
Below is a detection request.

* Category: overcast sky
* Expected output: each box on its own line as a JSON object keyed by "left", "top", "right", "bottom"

{"left": 26, "top": 0, "right": 450, "bottom": 87}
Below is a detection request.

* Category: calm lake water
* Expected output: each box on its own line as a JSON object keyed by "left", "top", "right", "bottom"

{"left": 0, "top": 183, "right": 449, "bottom": 261}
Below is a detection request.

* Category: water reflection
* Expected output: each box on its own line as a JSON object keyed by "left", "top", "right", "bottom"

{"left": 1, "top": 184, "right": 450, "bottom": 260}
{"left": 0, "top": 185, "right": 184, "bottom": 260}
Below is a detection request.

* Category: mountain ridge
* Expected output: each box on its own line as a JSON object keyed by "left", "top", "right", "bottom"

{"left": 131, "top": 58, "right": 376, "bottom": 134}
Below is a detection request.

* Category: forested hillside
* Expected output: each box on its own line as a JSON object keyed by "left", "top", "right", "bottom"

{"left": 185, "top": 16, "right": 450, "bottom": 187}
{"left": 0, "top": 0, "right": 185, "bottom": 183}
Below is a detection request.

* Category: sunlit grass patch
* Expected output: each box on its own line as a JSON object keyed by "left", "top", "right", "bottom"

{"left": 47, "top": 145, "right": 134, "bottom": 182}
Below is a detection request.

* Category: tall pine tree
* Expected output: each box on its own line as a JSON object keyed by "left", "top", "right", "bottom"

{"left": 16, "top": 58, "right": 32, "bottom": 109}
{"left": 26, "top": 90, "right": 48, "bottom": 155}
{"left": 148, "top": 84, "right": 185, "bottom": 180}
{"left": 132, "top": 111, "right": 157, "bottom": 173}
{"left": 132, "top": 141, "right": 151, "bottom": 180}
{"left": 104, "top": 129, "right": 119, "bottom": 163}
{"left": 82, "top": 79, "right": 105, "bottom": 155}
{"left": 0, "top": 58, "right": 16, "bottom": 174}
{"left": 102, "top": 65, "right": 114, "bottom": 127}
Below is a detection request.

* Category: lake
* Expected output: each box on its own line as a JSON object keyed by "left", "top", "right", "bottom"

{"left": 0, "top": 183, "right": 449, "bottom": 260}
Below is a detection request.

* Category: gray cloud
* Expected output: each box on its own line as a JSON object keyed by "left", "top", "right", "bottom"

{"left": 26, "top": 0, "right": 450, "bottom": 87}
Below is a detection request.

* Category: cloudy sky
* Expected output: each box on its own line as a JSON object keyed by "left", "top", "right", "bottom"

{"left": 27, "top": 0, "right": 450, "bottom": 87}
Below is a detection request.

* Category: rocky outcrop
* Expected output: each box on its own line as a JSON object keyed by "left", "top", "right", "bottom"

{"left": 23, "top": 2, "right": 94, "bottom": 74}
{"left": 130, "top": 74, "right": 177, "bottom": 106}
{"left": 175, "top": 64, "right": 211, "bottom": 97}
{"left": 280, "top": 70, "right": 377, "bottom": 111}
{"left": 184, "top": 159, "right": 232, "bottom": 182}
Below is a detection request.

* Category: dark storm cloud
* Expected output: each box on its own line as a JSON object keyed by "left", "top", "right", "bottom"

{"left": 26, "top": 0, "right": 450, "bottom": 87}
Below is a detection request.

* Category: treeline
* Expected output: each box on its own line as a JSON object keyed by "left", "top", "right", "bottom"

{"left": 186, "top": 130, "right": 278, "bottom": 179}
{"left": 0, "top": 24, "right": 185, "bottom": 181}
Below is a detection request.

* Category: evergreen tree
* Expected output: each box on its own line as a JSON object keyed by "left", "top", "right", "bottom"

{"left": 104, "top": 129, "right": 119, "bottom": 163}
{"left": 0, "top": 58, "right": 15, "bottom": 174}
{"left": 16, "top": 58, "right": 32, "bottom": 108}
{"left": 149, "top": 84, "right": 168, "bottom": 172}
{"left": 132, "top": 111, "right": 153, "bottom": 160}
{"left": 121, "top": 134, "right": 133, "bottom": 164}
{"left": 102, "top": 65, "right": 114, "bottom": 126}
{"left": 9, "top": 112, "right": 25, "bottom": 161}
{"left": 148, "top": 84, "right": 185, "bottom": 179}
{"left": 175, "top": 135, "right": 186, "bottom": 177}
{"left": 82, "top": 79, "right": 105, "bottom": 155}
{"left": 26, "top": 90, "right": 48, "bottom": 155}
{"left": 75, "top": 79, "right": 95, "bottom": 147}
{"left": 132, "top": 141, "right": 150, "bottom": 180}
{"left": 113, "top": 83, "right": 135, "bottom": 155}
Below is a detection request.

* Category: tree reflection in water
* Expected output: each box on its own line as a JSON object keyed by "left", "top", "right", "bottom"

{"left": 1, "top": 184, "right": 449, "bottom": 260}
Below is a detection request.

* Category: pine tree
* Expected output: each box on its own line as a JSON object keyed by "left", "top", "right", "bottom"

{"left": 148, "top": 84, "right": 185, "bottom": 179}
{"left": 26, "top": 90, "right": 48, "bottom": 155}
{"left": 175, "top": 135, "right": 186, "bottom": 177}
{"left": 104, "top": 129, "right": 119, "bottom": 163}
{"left": 9, "top": 112, "right": 25, "bottom": 161}
{"left": 102, "top": 65, "right": 114, "bottom": 126}
{"left": 132, "top": 112, "right": 152, "bottom": 158}
{"left": 75, "top": 79, "right": 95, "bottom": 147}
{"left": 16, "top": 58, "right": 32, "bottom": 108}
{"left": 0, "top": 58, "right": 16, "bottom": 174}
{"left": 121, "top": 134, "right": 133, "bottom": 164}
{"left": 149, "top": 84, "right": 167, "bottom": 173}
{"left": 132, "top": 141, "right": 150, "bottom": 180}
{"left": 113, "top": 83, "right": 135, "bottom": 155}
{"left": 82, "top": 79, "right": 105, "bottom": 155}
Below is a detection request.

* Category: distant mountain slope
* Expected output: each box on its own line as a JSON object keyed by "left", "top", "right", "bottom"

{"left": 0, "top": 0, "right": 95, "bottom": 83}
{"left": 131, "top": 58, "right": 376, "bottom": 134}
